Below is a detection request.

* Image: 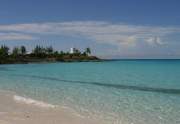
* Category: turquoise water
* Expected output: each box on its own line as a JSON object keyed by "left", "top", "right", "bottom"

{"left": 0, "top": 60, "right": 180, "bottom": 123}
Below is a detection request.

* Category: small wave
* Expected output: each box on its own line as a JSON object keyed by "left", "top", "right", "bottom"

{"left": 14, "top": 74, "right": 180, "bottom": 95}
{"left": 13, "top": 95, "right": 56, "bottom": 108}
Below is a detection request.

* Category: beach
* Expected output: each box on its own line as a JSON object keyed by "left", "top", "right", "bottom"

{"left": 0, "top": 61, "right": 180, "bottom": 124}
{"left": 0, "top": 91, "right": 103, "bottom": 124}
{"left": 0, "top": 0, "right": 180, "bottom": 123}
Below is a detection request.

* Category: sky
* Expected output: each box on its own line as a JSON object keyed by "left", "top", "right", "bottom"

{"left": 0, "top": 0, "right": 180, "bottom": 58}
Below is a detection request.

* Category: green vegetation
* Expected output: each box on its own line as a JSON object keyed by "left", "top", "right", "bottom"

{"left": 0, "top": 45, "right": 100, "bottom": 64}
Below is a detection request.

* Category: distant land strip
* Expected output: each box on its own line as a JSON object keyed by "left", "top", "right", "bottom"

{"left": 0, "top": 45, "right": 101, "bottom": 64}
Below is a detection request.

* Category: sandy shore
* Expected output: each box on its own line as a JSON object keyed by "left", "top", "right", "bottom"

{"left": 0, "top": 91, "right": 104, "bottom": 124}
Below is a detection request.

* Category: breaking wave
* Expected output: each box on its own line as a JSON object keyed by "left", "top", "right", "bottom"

{"left": 13, "top": 95, "right": 56, "bottom": 108}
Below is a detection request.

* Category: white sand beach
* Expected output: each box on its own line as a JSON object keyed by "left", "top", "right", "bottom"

{"left": 0, "top": 91, "right": 103, "bottom": 124}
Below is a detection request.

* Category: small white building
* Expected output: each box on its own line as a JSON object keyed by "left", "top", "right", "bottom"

{"left": 70, "top": 48, "right": 75, "bottom": 54}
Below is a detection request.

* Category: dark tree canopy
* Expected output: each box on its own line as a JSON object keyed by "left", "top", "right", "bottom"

{"left": 0, "top": 45, "right": 99, "bottom": 64}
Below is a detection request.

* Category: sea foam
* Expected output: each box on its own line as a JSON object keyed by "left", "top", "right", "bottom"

{"left": 13, "top": 95, "right": 56, "bottom": 108}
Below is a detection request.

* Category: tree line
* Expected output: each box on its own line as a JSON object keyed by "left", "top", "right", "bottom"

{"left": 0, "top": 45, "right": 97, "bottom": 64}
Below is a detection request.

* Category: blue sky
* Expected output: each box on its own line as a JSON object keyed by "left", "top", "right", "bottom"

{"left": 0, "top": 0, "right": 180, "bottom": 58}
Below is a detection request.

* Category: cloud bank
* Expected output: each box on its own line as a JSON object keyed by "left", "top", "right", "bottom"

{"left": 0, "top": 21, "right": 179, "bottom": 47}
{"left": 0, "top": 32, "right": 35, "bottom": 40}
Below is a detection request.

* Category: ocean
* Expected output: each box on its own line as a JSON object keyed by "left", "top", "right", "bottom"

{"left": 0, "top": 60, "right": 180, "bottom": 124}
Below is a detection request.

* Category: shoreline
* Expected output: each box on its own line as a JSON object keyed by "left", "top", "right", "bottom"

{"left": 0, "top": 91, "right": 105, "bottom": 124}
{"left": 0, "top": 57, "right": 102, "bottom": 65}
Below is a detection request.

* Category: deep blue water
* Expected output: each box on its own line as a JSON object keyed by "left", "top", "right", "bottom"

{"left": 0, "top": 60, "right": 180, "bottom": 123}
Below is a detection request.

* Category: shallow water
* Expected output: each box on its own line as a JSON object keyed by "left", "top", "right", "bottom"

{"left": 0, "top": 60, "right": 180, "bottom": 123}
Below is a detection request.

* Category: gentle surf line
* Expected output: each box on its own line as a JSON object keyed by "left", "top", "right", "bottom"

{"left": 14, "top": 95, "right": 56, "bottom": 108}
{"left": 12, "top": 74, "right": 180, "bottom": 95}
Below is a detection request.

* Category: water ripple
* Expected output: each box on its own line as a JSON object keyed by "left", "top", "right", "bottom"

{"left": 12, "top": 74, "right": 180, "bottom": 95}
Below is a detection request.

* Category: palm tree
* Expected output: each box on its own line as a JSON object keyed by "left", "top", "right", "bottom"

{"left": 20, "top": 46, "right": 26, "bottom": 55}
{"left": 85, "top": 47, "right": 91, "bottom": 56}
{"left": 0, "top": 45, "right": 9, "bottom": 63}
{"left": 0, "top": 45, "right": 9, "bottom": 56}
{"left": 33, "top": 45, "right": 42, "bottom": 55}
{"left": 32, "top": 45, "right": 47, "bottom": 58}
{"left": 46, "top": 46, "right": 53, "bottom": 55}
{"left": 12, "top": 47, "right": 20, "bottom": 57}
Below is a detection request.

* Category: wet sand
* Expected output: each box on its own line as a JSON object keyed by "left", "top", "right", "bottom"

{"left": 0, "top": 91, "right": 104, "bottom": 124}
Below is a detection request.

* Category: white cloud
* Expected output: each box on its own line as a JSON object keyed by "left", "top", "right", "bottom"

{"left": 0, "top": 21, "right": 179, "bottom": 47}
{"left": 146, "top": 36, "right": 164, "bottom": 46}
{"left": 0, "top": 33, "right": 35, "bottom": 40}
